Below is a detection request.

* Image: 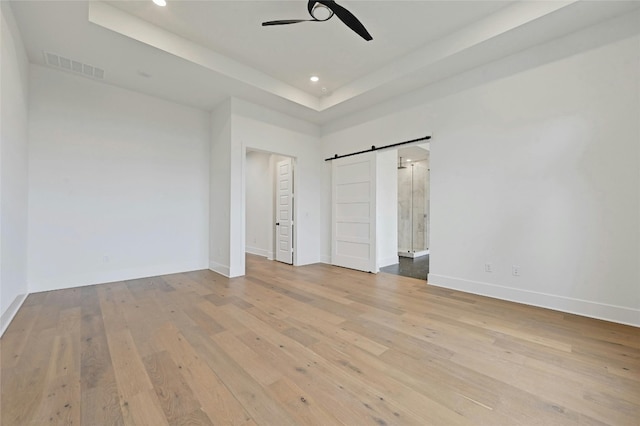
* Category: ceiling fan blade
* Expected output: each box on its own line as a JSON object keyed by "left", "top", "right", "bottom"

{"left": 318, "top": 1, "right": 372, "bottom": 41}
{"left": 262, "top": 19, "right": 313, "bottom": 26}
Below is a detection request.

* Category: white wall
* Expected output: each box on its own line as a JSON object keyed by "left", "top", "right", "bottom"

{"left": 321, "top": 28, "right": 640, "bottom": 325}
{"left": 0, "top": 2, "right": 29, "bottom": 334}
{"left": 245, "top": 150, "right": 271, "bottom": 257}
{"left": 209, "top": 99, "right": 232, "bottom": 276}
{"left": 376, "top": 150, "right": 398, "bottom": 268}
{"left": 28, "top": 66, "right": 210, "bottom": 292}
{"left": 232, "top": 98, "right": 323, "bottom": 269}
{"left": 209, "top": 98, "right": 322, "bottom": 276}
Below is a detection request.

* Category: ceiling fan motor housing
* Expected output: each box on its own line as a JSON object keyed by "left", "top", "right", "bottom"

{"left": 309, "top": 2, "right": 334, "bottom": 21}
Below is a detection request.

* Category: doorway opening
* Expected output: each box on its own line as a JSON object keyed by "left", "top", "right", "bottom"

{"left": 245, "top": 150, "right": 295, "bottom": 265}
{"left": 380, "top": 144, "right": 430, "bottom": 280}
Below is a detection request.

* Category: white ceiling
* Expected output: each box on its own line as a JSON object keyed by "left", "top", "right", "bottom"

{"left": 10, "top": 1, "right": 640, "bottom": 124}
{"left": 398, "top": 142, "right": 431, "bottom": 163}
{"left": 105, "top": 0, "right": 511, "bottom": 96}
{"left": 399, "top": 144, "right": 429, "bottom": 164}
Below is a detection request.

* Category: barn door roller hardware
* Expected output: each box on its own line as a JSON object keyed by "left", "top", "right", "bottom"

{"left": 324, "top": 135, "right": 431, "bottom": 162}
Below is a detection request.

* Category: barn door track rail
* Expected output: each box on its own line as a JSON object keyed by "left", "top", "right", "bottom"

{"left": 324, "top": 135, "right": 431, "bottom": 162}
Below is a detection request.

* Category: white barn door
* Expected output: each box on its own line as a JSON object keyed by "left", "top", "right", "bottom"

{"left": 275, "top": 158, "right": 293, "bottom": 264}
{"left": 331, "top": 152, "right": 377, "bottom": 273}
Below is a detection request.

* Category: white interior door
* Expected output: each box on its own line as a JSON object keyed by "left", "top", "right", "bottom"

{"left": 332, "top": 152, "right": 377, "bottom": 273}
{"left": 275, "top": 158, "right": 293, "bottom": 264}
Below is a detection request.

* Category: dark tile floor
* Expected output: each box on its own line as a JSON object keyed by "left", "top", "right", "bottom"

{"left": 380, "top": 254, "right": 429, "bottom": 280}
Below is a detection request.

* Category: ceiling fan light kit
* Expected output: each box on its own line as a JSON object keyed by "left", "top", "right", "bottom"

{"left": 262, "top": 0, "right": 373, "bottom": 41}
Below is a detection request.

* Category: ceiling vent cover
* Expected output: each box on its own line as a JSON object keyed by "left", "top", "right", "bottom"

{"left": 43, "top": 51, "right": 105, "bottom": 80}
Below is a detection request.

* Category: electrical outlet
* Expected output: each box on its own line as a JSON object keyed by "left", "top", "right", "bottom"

{"left": 484, "top": 263, "right": 492, "bottom": 272}
{"left": 512, "top": 265, "right": 521, "bottom": 276}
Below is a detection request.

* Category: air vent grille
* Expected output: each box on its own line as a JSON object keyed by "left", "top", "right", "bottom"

{"left": 43, "top": 51, "right": 105, "bottom": 80}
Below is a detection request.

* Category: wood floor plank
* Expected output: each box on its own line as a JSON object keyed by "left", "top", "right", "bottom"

{"left": 82, "top": 386, "right": 124, "bottom": 426}
{"left": 151, "top": 322, "right": 254, "bottom": 425}
{"left": 29, "top": 372, "right": 81, "bottom": 425}
{"left": 0, "top": 304, "right": 43, "bottom": 370}
{"left": 223, "top": 302, "right": 442, "bottom": 425}
{"left": 97, "top": 283, "right": 130, "bottom": 333}
{"left": 211, "top": 331, "right": 283, "bottom": 387}
{"left": 79, "top": 286, "right": 125, "bottom": 425}
{"left": 313, "top": 331, "right": 515, "bottom": 425}
{"left": 142, "top": 350, "right": 202, "bottom": 424}
{"left": 450, "top": 349, "right": 638, "bottom": 425}
{"left": 121, "top": 389, "right": 170, "bottom": 426}
{"left": 234, "top": 329, "right": 399, "bottom": 426}
{"left": 267, "top": 377, "right": 345, "bottom": 425}
{"left": 162, "top": 272, "right": 215, "bottom": 297}
{"left": 1, "top": 254, "right": 638, "bottom": 425}
{"left": 181, "top": 326, "right": 299, "bottom": 426}
{"left": 0, "top": 366, "right": 49, "bottom": 425}
{"left": 309, "top": 340, "right": 472, "bottom": 425}
{"left": 288, "top": 314, "right": 390, "bottom": 356}
{"left": 107, "top": 329, "right": 155, "bottom": 401}
{"left": 169, "top": 408, "right": 215, "bottom": 426}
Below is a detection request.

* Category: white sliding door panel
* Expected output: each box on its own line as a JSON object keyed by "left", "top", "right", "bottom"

{"left": 331, "top": 153, "right": 377, "bottom": 273}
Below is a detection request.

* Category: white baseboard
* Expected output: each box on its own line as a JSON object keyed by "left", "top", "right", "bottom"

{"left": 209, "top": 260, "right": 230, "bottom": 278}
{"left": 245, "top": 246, "right": 269, "bottom": 258}
{"left": 29, "top": 261, "right": 209, "bottom": 293}
{"left": 320, "top": 255, "right": 331, "bottom": 264}
{"left": 428, "top": 274, "right": 640, "bottom": 327}
{"left": 0, "top": 293, "right": 29, "bottom": 337}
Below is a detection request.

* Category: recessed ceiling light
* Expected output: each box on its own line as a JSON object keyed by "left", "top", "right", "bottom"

{"left": 310, "top": 76, "right": 319, "bottom": 83}
{"left": 153, "top": 0, "right": 167, "bottom": 7}
{"left": 406, "top": 158, "right": 412, "bottom": 162}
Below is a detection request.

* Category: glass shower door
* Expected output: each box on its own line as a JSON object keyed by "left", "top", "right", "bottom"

{"left": 398, "top": 159, "right": 429, "bottom": 258}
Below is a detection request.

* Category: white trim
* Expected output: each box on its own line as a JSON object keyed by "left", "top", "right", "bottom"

{"left": 428, "top": 274, "right": 640, "bottom": 327}
{"left": 0, "top": 293, "right": 29, "bottom": 337}
{"left": 29, "top": 261, "right": 207, "bottom": 293}
{"left": 246, "top": 246, "right": 269, "bottom": 258}
{"left": 320, "top": 255, "right": 331, "bottom": 264}
{"left": 88, "top": 2, "right": 319, "bottom": 111}
{"left": 209, "top": 260, "right": 230, "bottom": 278}
{"left": 399, "top": 249, "right": 429, "bottom": 259}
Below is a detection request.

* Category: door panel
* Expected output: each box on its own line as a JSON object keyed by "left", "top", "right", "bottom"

{"left": 331, "top": 153, "right": 376, "bottom": 273}
{"left": 275, "top": 158, "right": 293, "bottom": 264}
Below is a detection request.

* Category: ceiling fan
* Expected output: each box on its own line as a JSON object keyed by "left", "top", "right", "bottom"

{"left": 262, "top": 0, "right": 373, "bottom": 41}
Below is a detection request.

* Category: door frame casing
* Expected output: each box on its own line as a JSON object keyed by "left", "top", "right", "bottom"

{"left": 242, "top": 146, "right": 298, "bottom": 271}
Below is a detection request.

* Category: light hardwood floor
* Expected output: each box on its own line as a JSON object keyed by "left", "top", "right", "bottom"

{"left": 1, "top": 255, "right": 638, "bottom": 425}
